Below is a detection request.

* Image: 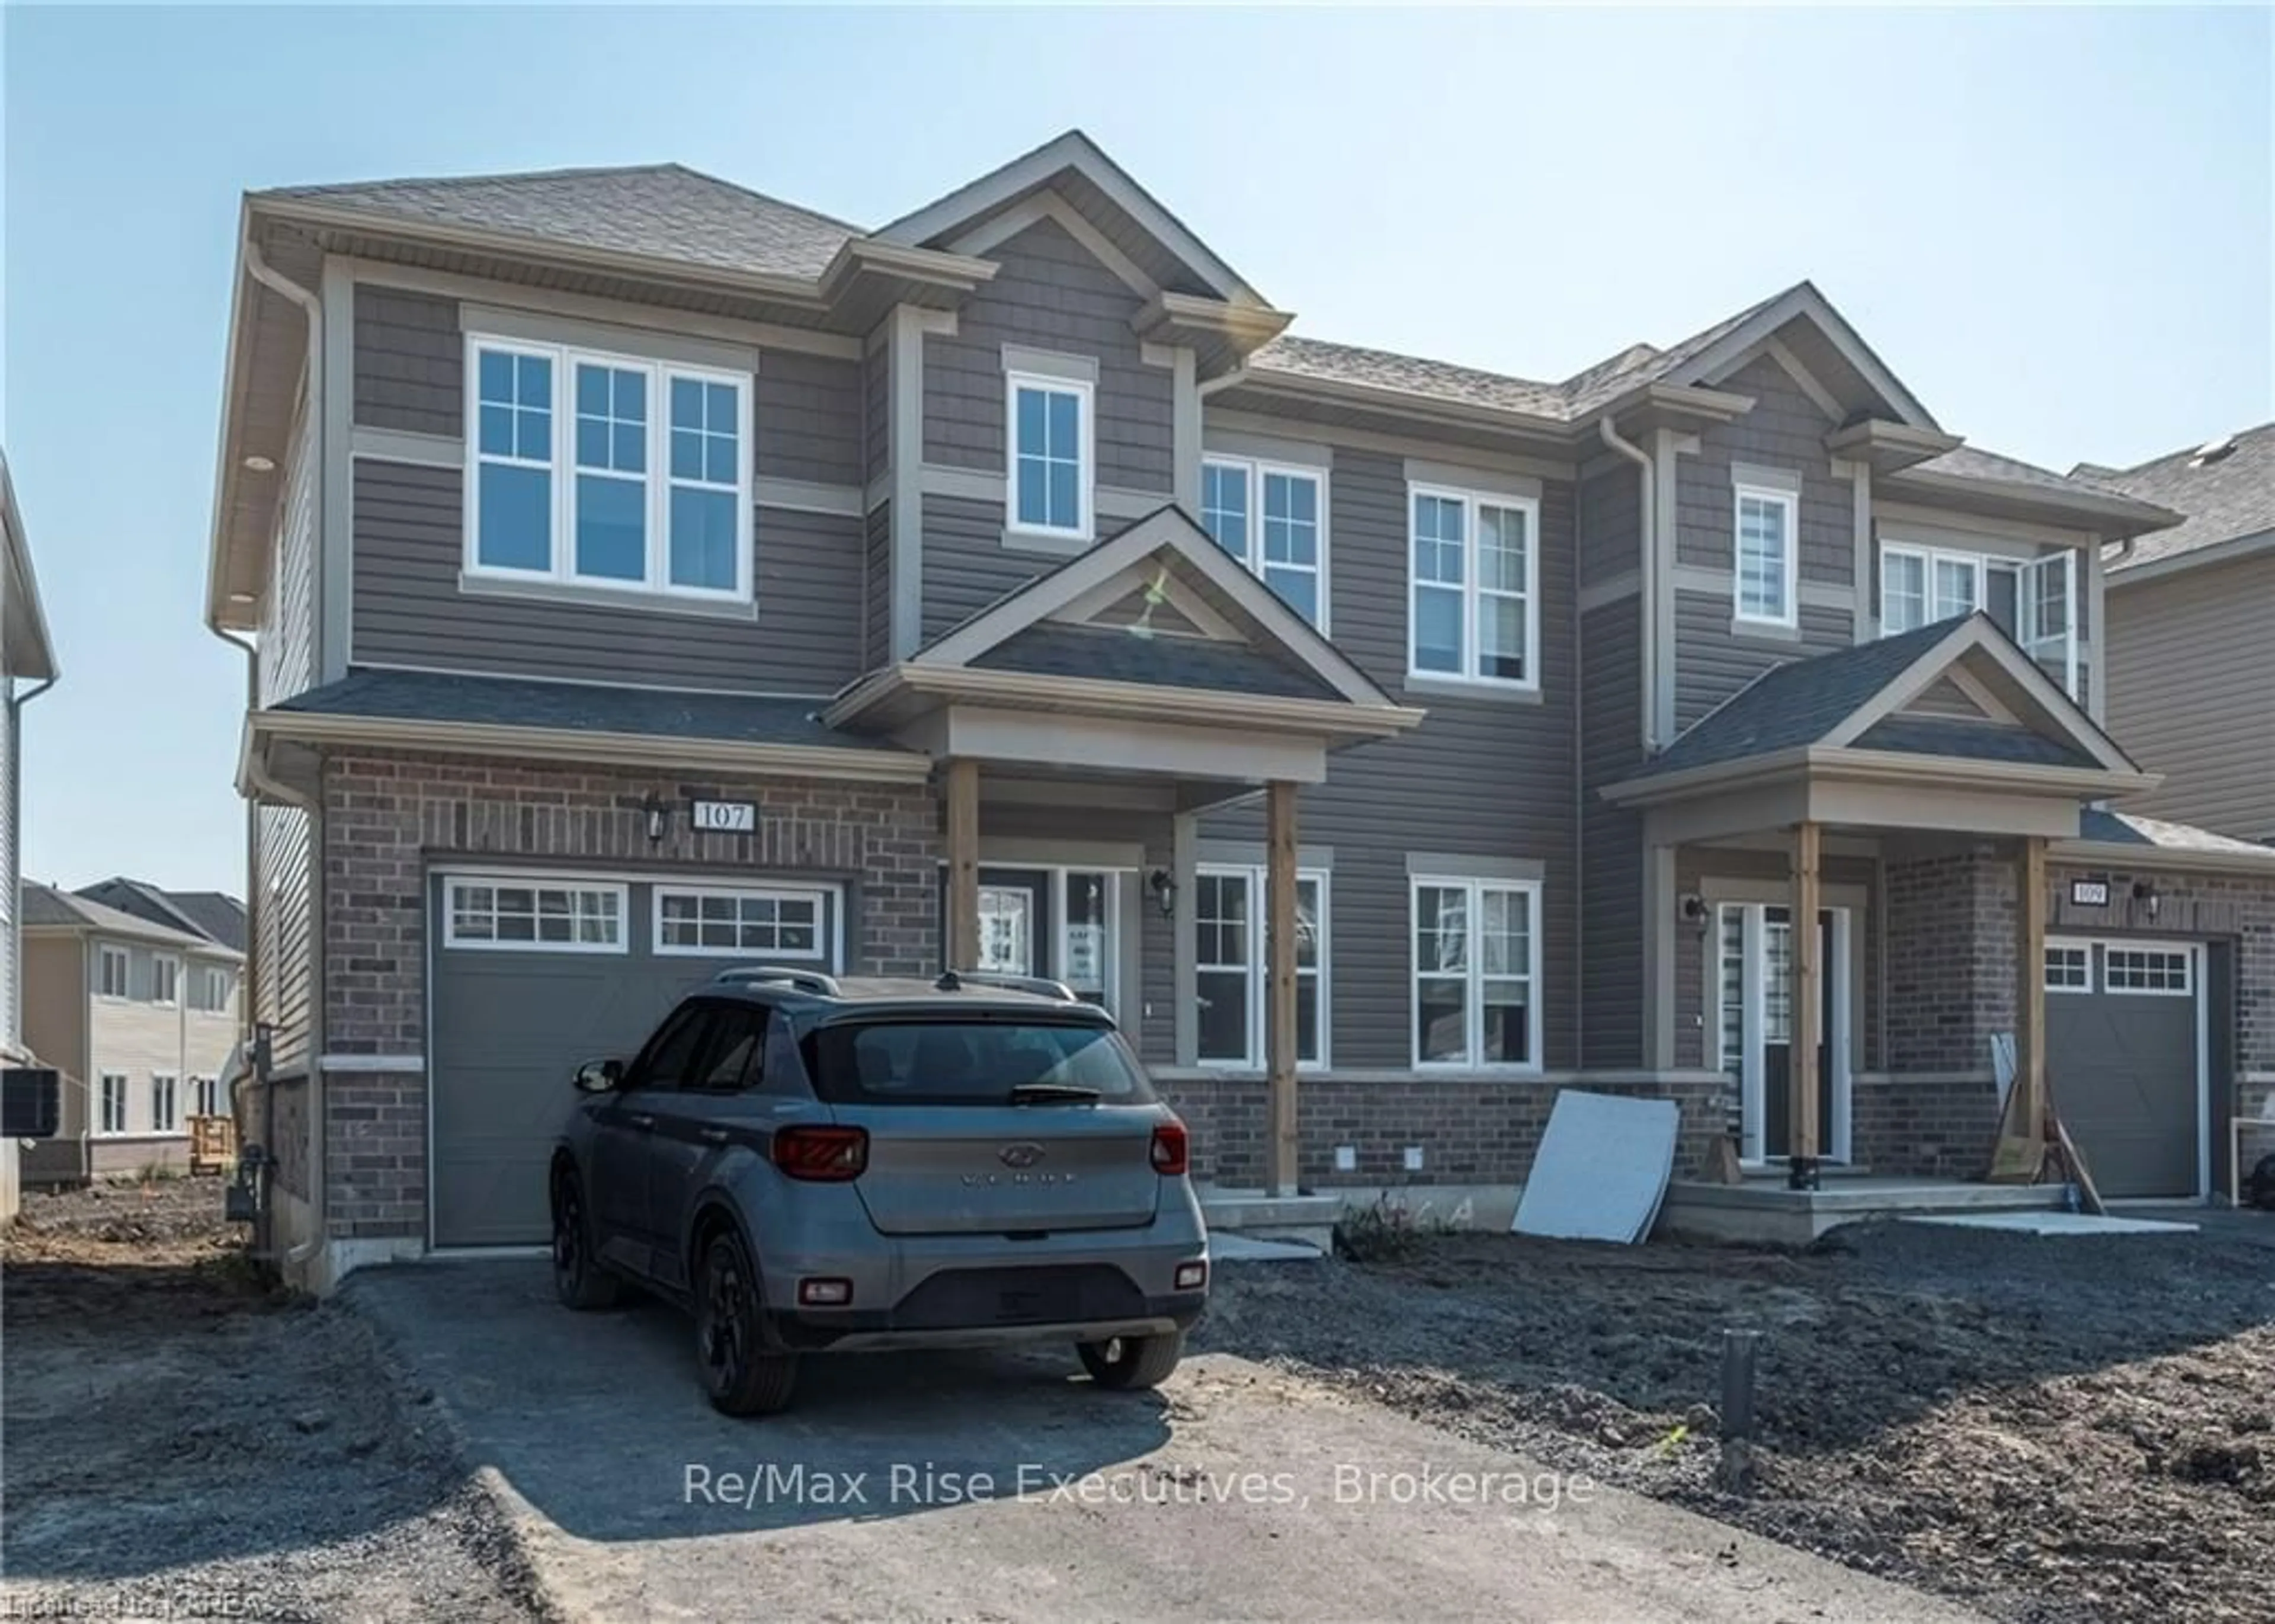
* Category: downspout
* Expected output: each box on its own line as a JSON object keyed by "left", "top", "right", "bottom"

{"left": 210, "top": 622, "right": 267, "bottom": 1255}
{"left": 1596, "top": 418, "right": 1657, "bottom": 754}
{"left": 8, "top": 675, "right": 55, "bottom": 1055}
{"left": 231, "top": 241, "right": 329, "bottom": 1270}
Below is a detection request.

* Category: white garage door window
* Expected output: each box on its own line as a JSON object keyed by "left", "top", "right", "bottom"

{"left": 445, "top": 879, "right": 627, "bottom": 953}
{"left": 654, "top": 885, "right": 828, "bottom": 958}
{"left": 2104, "top": 946, "right": 2192, "bottom": 996}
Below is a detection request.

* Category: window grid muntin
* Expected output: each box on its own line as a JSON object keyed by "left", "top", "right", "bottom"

{"left": 1007, "top": 373, "right": 1090, "bottom": 537}
{"left": 1195, "top": 866, "right": 1326, "bottom": 1068}
{"left": 1734, "top": 485, "right": 1797, "bottom": 626}
{"left": 1409, "top": 486, "right": 1538, "bottom": 686}
{"left": 444, "top": 879, "right": 627, "bottom": 953}
{"left": 654, "top": 886, "right": 827, "bottom": 959}
{"left": 1201, "top": 457, "right": 1327, "bottom": 627}
{"left": 2045, "top": 944, "right": 2091, "bottom": 993}
{"left": 2104, "top": 946, "right": 2191, "bottom": 995}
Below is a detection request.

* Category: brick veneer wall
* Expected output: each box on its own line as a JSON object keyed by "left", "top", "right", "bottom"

{"left": 1850, "top": 1075, "right": 2000, "bottom": 1178}
{"left": 318, "top": 749, "right": 941, "bottom": 1238}
{"left": 1883, "top": 845, "right": 2017, "bottom": 1072}
{"left": 1154, "top": 1075, "right": 1726, "bottom": 1190}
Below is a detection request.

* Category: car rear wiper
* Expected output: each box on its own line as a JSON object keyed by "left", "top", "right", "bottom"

{"left": 1008, "top": 1082, "right": 1101, "bottom": 1104}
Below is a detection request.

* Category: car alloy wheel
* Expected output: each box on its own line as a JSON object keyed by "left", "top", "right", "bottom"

{"left": 550, "top": 1170, "right": 619, "bottom": 1311}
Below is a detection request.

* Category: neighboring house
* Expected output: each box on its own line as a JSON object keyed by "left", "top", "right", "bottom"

{"left": 21, "top": 883, "right": 244, "bottom": 1183}
{"left": 2074, "top": 424, "right": 2275, "bottom": 844}
{"left": 0, "top": 454, "right": 60, "bottom": 1222}
{"left": 203, "top": 132, "right": 2275, "bottom": 1288}
{"left": 75, "top": 877, "right": 250, "bottom": 953}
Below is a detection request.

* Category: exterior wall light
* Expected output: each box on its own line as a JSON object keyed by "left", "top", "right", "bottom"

{"left": 1148, "top": 867, "right": 1178, "bottom": 920}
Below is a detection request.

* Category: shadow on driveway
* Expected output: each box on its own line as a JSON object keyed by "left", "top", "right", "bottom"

{"left": 348, "top": 1257, "right": 1173, "bottom": 1542}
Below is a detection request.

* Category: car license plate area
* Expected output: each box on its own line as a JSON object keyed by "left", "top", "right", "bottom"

{"left": 893, "top": 1264, "right": 1148, "bottom": 1330}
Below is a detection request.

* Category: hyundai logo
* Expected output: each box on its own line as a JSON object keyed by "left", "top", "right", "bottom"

{"left": 998, "top": 1142, "right": 1046, "bottom": 1169}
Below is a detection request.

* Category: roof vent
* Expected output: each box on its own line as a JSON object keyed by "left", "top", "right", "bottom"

{"left": 2190, "top": 434, "right": 2238, "bottom": 467}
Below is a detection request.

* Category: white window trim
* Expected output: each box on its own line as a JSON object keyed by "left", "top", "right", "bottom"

{"left": 441, "top": 877, "right": 630, "bottom": 956}
{"left": 96, "top": 943, "right": 129, "bottom": 1001}
{"left": 1004, "top": 369, "right": 1095, "bottom": 543}
{"left": 462, "top": 331, "right": 755, "bottom": 605}
{"left": 1733, "top": 482, "right": 1800, "bottom": 629}
{"left": 200, "top": 965, "right": 234, "bottom": 1013}
{"left": 150, "top": 1073, "right": 181, "bottom": 1136}
{"left": 2103, "top": 944, "right": 2193, "bottom": 997}
{"left": 1405, "top": 484, "right": 1542, "bottom": 691}
{"left": 652, "top": 883, "right": 832, "bottom": 962}
{"left": 95, "top": 1073, "right": 130, "bottom": 1137}
{"left": 1409, "top": 875, "right": 1544, "bottom": 1073}
{"left": 2044, "top": 939, "right": 2093, "bottom": 995}
{"left": 151, "top": 953, "right": 181, "bottom": 1009}
{"left": 191, "top": 1075, "right": 220, "bottom": 1117}
{"left": 1200, "top": 456, "right": 1331, "bottom": 630}
{"left": 1193, "top": 865, "right": 1330, "bottom": 1072}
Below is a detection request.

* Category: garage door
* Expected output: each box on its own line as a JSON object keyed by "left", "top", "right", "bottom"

{"left": 2045, "top": 938, "right": 2202, "bottom": 1200}
{"left": 429, "top": 872, "right": 841, "bottom": 1248}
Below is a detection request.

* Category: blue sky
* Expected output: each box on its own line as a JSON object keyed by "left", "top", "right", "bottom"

{"left": 4, "top": 5, "right": 2268, "bottom": 894}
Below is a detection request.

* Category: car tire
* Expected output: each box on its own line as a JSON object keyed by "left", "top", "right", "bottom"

{"left": 696, "top": 1232, "right": 798, "bottom": 1417}
{"left": 1076, "top": 1330, "right": 1185, "bottom": 1391}
{"left": 550, "top": 1168, "right": 620, "bottom": 1312}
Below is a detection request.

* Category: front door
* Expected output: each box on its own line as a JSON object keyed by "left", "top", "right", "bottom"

{"left": 963, "top": 866, "right": 1120, "bottom": 1014}
{"left": 976, "top": 869, "right": 1051, "bottom": 977}
{"left": 1718, "top": 904, "right": 1851, "bottom": 1163}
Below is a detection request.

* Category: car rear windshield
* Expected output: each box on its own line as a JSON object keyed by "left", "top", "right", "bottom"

{"left": 801, "top": 1017, "right": 1155, "bottom": 1106}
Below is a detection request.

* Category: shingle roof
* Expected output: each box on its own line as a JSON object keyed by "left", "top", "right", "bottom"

{"left": 1852, "top": 715, "right": 2098, "bottom": 770}
{"left": 2077, "top": 808, "right": 2275, "bottom": 858}
{"left": 1636, "top": 618, "right": 1966, "bottom": 778}
{"left": 2076, "top": 423, "right": 2275, "bottom": 574}
{"left": 972, "top": 623, "right": 1341, "bottom": 701}
{"left": 22, "top": 882, "right": 229, "bottom": 952}
{"left": 275, "top": 668, "right": 888, "bottom": 751}
{"left": 1905, "top": 445, "right": 2123, "bottom": 501}
{"left": 164, "top": 893, "right": 249, "bottom": 953}
{"left": 260, "top": 163, "right": 861, "bottom": 281}
{"left": 73, "top": 878, "right": 248, "bottom": 953}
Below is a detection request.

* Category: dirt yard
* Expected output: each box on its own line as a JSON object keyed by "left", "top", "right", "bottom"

{"left": 1201, "top": 1214, "right": 2275, "bottom": 1624}
{"left": 1, "top": 1180, "right": 550, "bottom": 1622}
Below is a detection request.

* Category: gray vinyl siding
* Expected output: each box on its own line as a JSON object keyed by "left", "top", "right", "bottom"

{"left": 255, "top": 387, "right": 321, "bottom": 1067}
{"left": 259, "top": 399, "right": 319, "bottom": 708}
{"left": 350, "top": 462, "right": 863, "bottom": 693}
{"left": 863, "top": 501, "right": 891, "bottom": 670}
{"left": 921, "top": 494, "right": 1038, "bottom": 641}
{"left": 921, "top": 216, "right": 1174, "bottom": 492}
{"left": 2104, "top": 552, "right": 2275, "bottom": 841}
{"left": 863, "top": 337, "right": 890, "bottom": 485}
{"left": 1671, "top": 848, "right": 1881, "bottom": 1074}
{"left": 1674, "top": 596, "right": 1854, "bottom": 731}
{"left": 354, "top": 287, "right": 461, "bottom": 437}
{"left": 1578, "top": 597, "right": 1645, "bottom": 1068}
{"left": 1200, "top": 447, "right": 1579, "bottom": 1071}
{"left": 1579, "top": 465, "right": 1642, "bottom": 589}
{"left": 756, "top": 351, "right": 862, "bottom": 487}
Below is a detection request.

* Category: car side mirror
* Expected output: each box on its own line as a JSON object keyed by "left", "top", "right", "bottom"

{"left": 573, "top": 1058, "right": 624, "bottom": 1094}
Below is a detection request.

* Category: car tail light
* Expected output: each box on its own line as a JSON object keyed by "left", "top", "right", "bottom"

{"left": 1150, "top": 1120, "right": 1189, "bottom": 1177}
{"left": 1174, "top": 1261, "right": 1207, "bottom": 1291}
{"left": 797, "top": 1277, "right": 853, "bottom": 1306}
{"left": 773, "top": 1125, "right": 867, "bottom": 1181}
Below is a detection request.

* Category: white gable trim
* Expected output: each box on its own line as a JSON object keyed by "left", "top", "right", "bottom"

{"left": 876, "top": 131, "right": 1263, "bottom": 307}
{"left": 911, "top": 508, "right": 1390, "bottom": 707}
{"left": 1680, "top": 284, "right": 1939, "bottom": 433}
{"left": 1052, "top": 563, "right": 1243, "bottom": 642}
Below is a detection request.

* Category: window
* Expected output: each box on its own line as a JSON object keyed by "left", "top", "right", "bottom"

{"left": 2105, "top": 946, "right": 2191, "bottom": 995}
{"left": 1408, "top": 486, "right": 1538, "bottom": 687}
{"left": 2021, "top": 551, "right": 2078, "bottom": 696}
{"left": 806, "top": 1018, "right": 1152, "bottom": 1106}
{"left": 1005, "top": 371, "right": 1092, "bottom": 540}
{"left": 1201, "top": 458, "right": 1326, "bottom": 626}
{"left": 1193, "top": 867, "right": 1326, "bottom": 1068}
{"left": 151, "top": 955, "right": 180, "bottom": 1008}
{"left": 1734, "top": 483, "right": 1798, "bottom": 627}
{"left": 191, "top": 1075, "right": 221, "bottom": 1117}
{"left": 444, "top": 879, "right": 626, "bottom": 952}
{"left": 467, "top": 334, "right": 751, "bottom": 601}
{"left": 690, "top": 1008, "right": 771, "bottom": 1093}
{"left": 655, "top": 886, "right": 826, "bottom": 959}
{"left": 97, "top": 1074, "right": 128, "bottom": 1136}
{"left": 629, "top": 1005, "right": 718, "bottom": 1090}
{"left": 194, "top": 966, "right": 235, "bottom": 1013}
{"left": 151, "top": 1074, "right": 179, "bottom": 1135}
{"left": 1882, "top": 543, "right": 2009, "bottom": 636}
{"left": 97, "top": 944, "right": 129, "bottom": 1000}
{"left": 1412, "top": 877, "right": 1540, "bottom": 1069}
{"left": 2045, "top": 944, "right": 2091, "bottom": 992}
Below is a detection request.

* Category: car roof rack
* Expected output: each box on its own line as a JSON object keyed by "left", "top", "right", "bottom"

{"left": 934, "top": 969, "right": 1080, "bottom": 1002}
{"left": 709, "top": 965, "right": 842, "bottom": 997}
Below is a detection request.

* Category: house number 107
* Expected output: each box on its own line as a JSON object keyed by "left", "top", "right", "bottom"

{"left": 691, "top": 800, "right": 757, "bottom": 834}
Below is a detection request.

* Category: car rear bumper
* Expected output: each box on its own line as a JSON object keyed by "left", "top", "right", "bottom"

{"left": 766, "top": 1289, "right": 1207, "bottom": 1352}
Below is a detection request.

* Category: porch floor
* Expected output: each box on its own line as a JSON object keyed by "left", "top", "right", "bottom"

{"left": 1658, "top": 1174, "right": 2066, "bottom": 1245}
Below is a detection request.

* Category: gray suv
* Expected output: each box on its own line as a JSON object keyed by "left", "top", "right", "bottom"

{"left": 549, "top": 966, "right": 1210, "bottom": 1416}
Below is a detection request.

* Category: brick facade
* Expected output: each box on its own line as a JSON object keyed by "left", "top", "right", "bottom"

{"left": 1883, "top": 844, "right": 2018, "bottom": 1073}
{"left": 315, "top": 748, "right": 940, "bottom": 1237}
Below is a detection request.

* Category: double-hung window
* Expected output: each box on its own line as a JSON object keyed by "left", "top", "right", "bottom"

{"left": 1408, "top": 486, "right": 1538, "bottom": 687}
{"left": 1193, "top": 867, "right": 1326, "bottom": 1068}
{"left": 151, "top": 954, "right": 180, "bottom": 1008}
{"left": 192, "top": 1075, "right": 221, "bottom": 1117}
{"left": 1733, "top": 482, "right": 1799, "bottom": 628}
{"left": 1201, "top": 458, "right": 1327, "bottom": 626}
{"left": 97, "top": 1074, "right": 128, "bottom": 1136}
{"left": 1005, "top": 370, "right": 1092, "bottom": 541}
{"left": 467, "top": 332, "right": 752, "bottom": 601}
{"left": 151, "top": 1074, "right": 179, "bottom": 1135}
{"left": 1412, "top": 876, "right": 1541, "bottom": 1070}
{"left": 97, "top": 944, "right": 129, "bottom": 1000}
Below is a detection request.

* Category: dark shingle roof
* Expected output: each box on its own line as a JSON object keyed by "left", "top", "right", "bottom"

{"left": 1635, "top": 619, "right": 1966, "bottom": 778}
{"left": 973, "top": 623, "right": 1340, "bottom": 700}
{"left": 74, "top": 879, "right": 248, "bottom": 952}
{"left": 2076, "top": 808, "right": 2275, "bottom": 856}
{"left": 2077, "top": 423, "right": 2275, "bottom": 574}
{"left": 1852, "top": 715, "right": 2097, "bottom": 770}
{"left": 261, "top": 164, "right": 861, "bottom": 281}
{"left": 275, "top": 669, "right": 886, "bottom": 750}
{"left": 22, "top": 882, "right": 228, "bottom": 952}
{"left": 1905, "top": 445, "right": 2125, "bottom": 501}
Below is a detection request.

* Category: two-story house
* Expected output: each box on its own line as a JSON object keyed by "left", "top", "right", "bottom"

{"left": 2074, "top": 423, "right": 2275, "bottom": 845}
{"left": 1, "top": 453, "right": 60, "bottom": 1221}
{"left": 203, "top": 133, "right": 2275, "bottom": 1287}
{"left": 20, "top": 882, "right": 243, "bottom": 1183}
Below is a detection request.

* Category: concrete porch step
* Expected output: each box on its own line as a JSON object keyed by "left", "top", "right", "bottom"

{"left": 1198, "top": 1187, "right": 1339, "bottom": 1254}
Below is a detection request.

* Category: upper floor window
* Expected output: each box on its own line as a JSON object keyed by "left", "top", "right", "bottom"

{"left": 97, "top": 944, "right": 128, "bottom": 1000}
{"left": 1882, "top": 540, "right": 2079, "bottom": 698}
{"left": 1733, "top": 482, "right": 1798, "bottom": 627}
{"left": 151, "top": 954, "right": 180, "bottom": 1008}
{"left": 1201, "top": 459, "right": 1326, "bottom": 626}
{"left": 1408, "top": 487, "right": 1538, "bottom": 688}
{"left": 466, "top": 334, "right": 752, "bottom": 602}
{"left": 191, "top": 965, "right": 235, "bottom": 1014}
{"left": 1005, "top": 371, "right": 1092, "bottom": 541}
